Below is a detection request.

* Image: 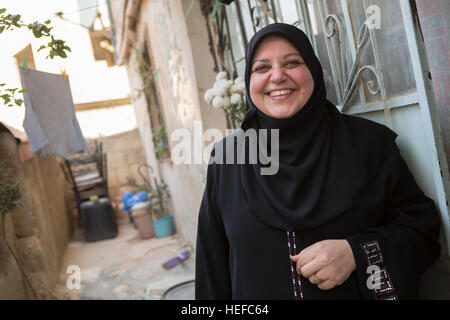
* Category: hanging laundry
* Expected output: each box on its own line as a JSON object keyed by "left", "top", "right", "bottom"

{"left": 19, "top": 66, "right": 86, "bottom": 159}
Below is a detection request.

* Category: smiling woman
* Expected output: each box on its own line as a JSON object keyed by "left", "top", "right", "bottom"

{"left": 195, "top": 23, "right": 441, "bottom": 300}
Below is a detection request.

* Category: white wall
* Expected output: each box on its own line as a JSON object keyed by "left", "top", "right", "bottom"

{"left": 119, "top": 0, "right": 228, "bottom": 246}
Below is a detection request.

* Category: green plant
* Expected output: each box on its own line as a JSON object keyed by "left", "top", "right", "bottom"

{"left": 137, "top": 163, "right": 170, "bottom": 220}
{"left": 134, "top": 49, "right": 169, "bottom": 159}
{"left": 150, "top": 179, "right": 170, "bottom": 219}
{"left": 152, "top": 125, "right": 168, "bottom": 159}
{"left": 0, "top": 163, "right": 39, "bottom": 298}
{"left": 0, "top": 7, "right": 71, "bottom": 107}
{"left": 0, "top": 163, "right": 21, "bottom": 215}
{"left": 223, "top": 99, "right": 246, "bottom": 129}
{"left": 134, "top": 53, "right": 154, "bottom": 100}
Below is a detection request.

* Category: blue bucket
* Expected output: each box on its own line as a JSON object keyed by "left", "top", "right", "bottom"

{"left": 154, "top": 214, "right": 174, "bottom": 238}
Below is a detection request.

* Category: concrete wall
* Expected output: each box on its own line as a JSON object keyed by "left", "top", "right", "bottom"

{"left": 0, "top": 131, "right": 74, "bottom": 299}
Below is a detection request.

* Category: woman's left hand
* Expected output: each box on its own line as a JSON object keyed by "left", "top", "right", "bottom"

{"left": 290, "top": 239, "right": 356, "bottom": 290}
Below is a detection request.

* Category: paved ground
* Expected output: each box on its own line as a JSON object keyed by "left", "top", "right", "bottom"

{"left": 53, "top": 222, "right": 195, "bottom": 300}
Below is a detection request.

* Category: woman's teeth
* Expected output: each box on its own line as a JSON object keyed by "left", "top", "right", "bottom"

{"left": 269, "top": 89, "right": 293, "bottom": 97}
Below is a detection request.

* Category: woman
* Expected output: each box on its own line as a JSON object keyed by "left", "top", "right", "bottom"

{"left": 195, "top": 23, "right": 441, "bottom": 299}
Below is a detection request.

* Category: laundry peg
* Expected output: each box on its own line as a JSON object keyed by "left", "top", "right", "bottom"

{"left": 22, "top": 57, "right": 28, "bottom": 73}
{"left": 60, "top": 67, "right": 68, "bottom": 80}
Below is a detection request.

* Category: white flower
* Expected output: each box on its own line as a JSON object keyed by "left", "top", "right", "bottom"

{"left": 233, "top": 77, "right": 244, "bottom": 84}
{"left": 230, "top": 93, "right": 242, "bottom": 105}
{"left": 212, "top": 96, "right": 225, "bottom": 109}
{"left": 230, "top": 81, "right": 246, "bottom": 94}
{"left": 223, "top": 96, "right": 231, "bottom": 108}
{"left": 213, "top": 79, "right": 233, "bottom": 96}
{"left": 216, "top": 71, "right": 228, "bottom": 81}
{"left": 204, "top": 88, "right": 216, "bottom": 104}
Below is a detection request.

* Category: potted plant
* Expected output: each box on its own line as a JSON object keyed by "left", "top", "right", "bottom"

{"left": 149, "top": 179, "right": 174, "bottom": 238}
{"left": 138, "top": 163, "right": 174, "bottom": 238}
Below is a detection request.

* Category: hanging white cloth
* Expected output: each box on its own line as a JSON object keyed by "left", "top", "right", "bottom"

{"left": 20, "top": 66, "right": 86, "bottom": 159}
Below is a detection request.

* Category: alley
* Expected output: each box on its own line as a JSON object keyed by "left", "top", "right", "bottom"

{"left": 53, "top": 222, "right": 195, "bottom": 300}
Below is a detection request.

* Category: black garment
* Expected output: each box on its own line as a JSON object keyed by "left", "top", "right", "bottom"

{"left": 195, "top": 23, "right": 441, "bottom": 299}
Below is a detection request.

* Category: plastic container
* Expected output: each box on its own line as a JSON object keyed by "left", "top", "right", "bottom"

{"left": 122, "top": 191, "right": 150, "bottom": 225}
{"left": 131, "top": 202, "right": 155, "bottom": 239}
{"left": 153, "top": 214, "right": 174, "bottom": 238}
{"left": 122, "top": 192, "right": 134, "bottom": 213}
{"left": 81, "top": 197, "right": 117, "bottom": 242}
{"left": 123, "top": 191, "right": 149, "bottom": 213}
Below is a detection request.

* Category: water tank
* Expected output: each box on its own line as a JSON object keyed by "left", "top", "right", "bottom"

{"left": 81, "top": 197, "right": 118, "bottom": 242}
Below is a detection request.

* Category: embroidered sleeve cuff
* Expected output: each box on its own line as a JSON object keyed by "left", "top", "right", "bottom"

{"left": 346, "top": 234, "right": 398, "bottom": 300}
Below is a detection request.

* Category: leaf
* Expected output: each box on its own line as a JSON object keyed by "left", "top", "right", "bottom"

{"left": 49, "top": 50, "right": 55, "bottom": 59}
{"left": 59, "top": 51, "right": 67, "bottom": 58}
{"left": 32, "top": 27, "right": 42, "bottom": 38}
{"left": 14, "top": 99, "right": 23, "bottom": 106}
{"left": 44, "top": 19, "right": 51, "bottom": 25}
{"left": 1, "top": 95, "right": 11, "bottom": 104}
{"left": 18, "top": 89, "right": 27, "bottom": 93}
{"left": 0, "top": 26, "right": 4, "bottom": 34}
{"left": 0, "top": 8, "right": 6, "bottom": 14}
{"left": 37, "top": 44, "right": 46, "bottom": 52}
{"left": 0, "top": 83, "right": 5, "bottom": 86}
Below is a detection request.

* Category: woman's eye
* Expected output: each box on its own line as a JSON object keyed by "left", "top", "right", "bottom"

{"left": 286, "top": 60, "right": 301, "bottom": 67}
{"left": 253, "top": 65, "right": 269, "bottom": 72}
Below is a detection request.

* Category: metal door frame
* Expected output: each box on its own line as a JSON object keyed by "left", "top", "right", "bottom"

{"left": 399, "top": 0, "right": 450, "bottom": 249}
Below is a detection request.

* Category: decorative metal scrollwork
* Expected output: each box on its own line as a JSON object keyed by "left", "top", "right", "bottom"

{"left": 323, "top": 14, "right": 381, "bottom": 111}
{"left": 324, "top": 14, "right": 347, "bottom": 97}
{"left": 249, "top": 0, "right": 277, "bottom": 29}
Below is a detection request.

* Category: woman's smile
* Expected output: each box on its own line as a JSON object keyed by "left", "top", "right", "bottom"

{"left": 267, "top": 88, "right": 296, "bottom": 100}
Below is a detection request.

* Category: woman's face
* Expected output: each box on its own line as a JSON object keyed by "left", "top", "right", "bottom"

{"left": 249, "top": 35, "right": 314, "bottom": 119}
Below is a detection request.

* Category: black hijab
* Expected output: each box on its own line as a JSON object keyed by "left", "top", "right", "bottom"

{"left": 239, "top": 23, "right": 390, "bottom": 231}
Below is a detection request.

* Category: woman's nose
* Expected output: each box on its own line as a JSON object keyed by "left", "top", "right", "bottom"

{"left": 270, "top": 66, "right": 287, "bottom": 83}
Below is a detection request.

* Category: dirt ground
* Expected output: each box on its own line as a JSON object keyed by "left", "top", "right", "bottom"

{"left": 53, "top": 222, "right": 195, "bottom": 300}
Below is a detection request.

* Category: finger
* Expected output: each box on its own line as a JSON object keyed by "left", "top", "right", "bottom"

{"left": 300, "top": 258, "right": 323, "bottom": 279}
{"left": 297, "top": 241, "right": 324, "bottom": 267}
{"left": 293, "top": 258, "right": 303, "bottom": 276}
{"left": 308, "top": 268, "right": 325, "bottom": 285}
{"left": 317, "top": 280, "right": 335, "bottom": 291}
